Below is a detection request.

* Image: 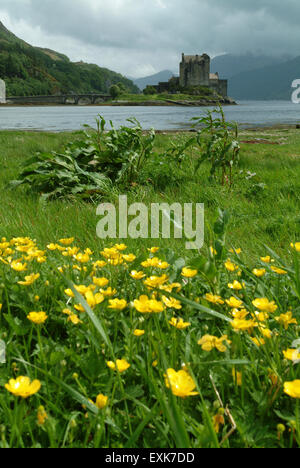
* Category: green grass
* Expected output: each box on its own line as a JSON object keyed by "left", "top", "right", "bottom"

{"left": 0, "top": 127, "right": 300, "bottom": 448}
{"left": 1, "top": 127, "right": 299, "bottom": 259}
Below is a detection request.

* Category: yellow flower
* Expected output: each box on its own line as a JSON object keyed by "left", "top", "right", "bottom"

{"left": 271, "top": 266, "right": 288, "bottom": 275}
{"left": 68, "top": 314, "right": 83, "bottom": 325}
{"left": 205, "top": 293, "right": 224, "bottom": 305}
{"left": 5, "top": 376, "right": 41, "bottom": 398}
{"left": 253, "top": 268, "right": 266, "bottom": 277}
{"left": 18, "top": 273, "right": 40, "bottom": 286}
{"left": 231, "top": 318, "right": 256, "bottom": 332}
{"left": 261, "top": 256, "right": 271, "bottom": 263}
{"left": 108, "top": 299, "right": 128, "bottom": 310}
{"left": 133, "top": 295, "right": 164, "bottom": 314}
{"left": 231, "top": 308, "right": 249, "bottom": 319}
{"left": 169, "top": 317, "right": 191, "bottom": 329}
{"left": 250, "top": 337, "right": 266, "bottom": 347}
{"left": 130, "top": 270, "right": 146, "bottom": 280}
{"left": 181, "top": 267, "right": 198, "bottom": 278}
{"left": 148, "top": 247, "right": 160, "bottom": 253}
{"left": 283, "top": 349, "right": 300, "bottom": 362}
{"left": 27, "top": 311, "right": 48, "bottom": 325}
{"left": 209, "top": 246, "right": 217, "bottom": 256}
{"left": 230, "top": 247, "right": 242, "bottom": 254}
{"left": 164, "top": 368, "right": 198, "bottom": 398}
{"left": 100, "top": 287, "right": 117, "bottom": 297}
{"left": 252, "top": 298, "right": 278, "bottom": 313}
{"left": 133, "top": 329, "right": 145, "bottom": 337}
{"left": 92, "top": 277, "right": 109, "bottom": 287}
{"left": 74, "top": 253, "right": 90, "bottom": 263}
{"left": 198, "top": 334, "right": 231, "bottom": 352}
{"left": 224, "top": 259, "right": 238, "bottom": 272}
{"left": 11, "top": 260, "right": 27, "bottom": 272}
{"left": 93, "top": 260, "right": 107, "bottom": 269}
{"left": 225, "top": 297, "right": 243, "bottom": 309}
{"left": 96, "top": 394, "right": 108, "bottom": 409}
{"left": 114, "top": 244, "right": 127, "bottom": 251}
{"left": 106, "top": 359, "right": 130, "bottom": 373}
{"left": 162, "top": 296, "right": 182, "bottom": 310}
{"left": 213, "top": 410, "right": 225, "bottom": 433}
{"left": 144, "top": 274, "right": 169, "bottom": 289}
{"left": 122, "top": 254, "right": 136, "bottom": 263}
{"left": 284, "top": 380, "right": 300, "bottom": 399}
{"left": 228, "top": 280, "right": 243, "bottom": 290}
{"left": 290, "top": 242, "right": 300, "bottom": 253}
{"left": 232, "top": 368, "right": 242, "bottom": 386}
{"left": 59, "top": 237, "right": 75, "bottom": 246}
{"left": 37, "top": 406, "right": 48, "bottom": 426}
{"left": 275, "top": 311, "right": 297, "bottom": 330}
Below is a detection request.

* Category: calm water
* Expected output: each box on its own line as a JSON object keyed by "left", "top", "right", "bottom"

{"left": 1, "top": 101, "right": 300, "bottom": 131}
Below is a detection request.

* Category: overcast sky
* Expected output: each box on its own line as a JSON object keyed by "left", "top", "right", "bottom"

{"left": 0, "top": 0, "right": 298, "bottom": 78}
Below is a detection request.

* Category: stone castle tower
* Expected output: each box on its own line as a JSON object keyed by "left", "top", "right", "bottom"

{"left": 179, "top": 53, "right": 210, "bottom": 88}
{"left": 179, "top": 53, "right": 228, "bottom": 97}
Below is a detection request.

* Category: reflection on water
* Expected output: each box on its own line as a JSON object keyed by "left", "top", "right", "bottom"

{"left": 0, "top": 101, "right": 300, "bottom": 132}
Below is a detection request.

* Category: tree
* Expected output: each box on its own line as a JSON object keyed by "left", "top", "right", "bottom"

{"left": 109, "top": 84, "right": 121, "bottom": 99}
{"left": 143, "top": 85, "right": 156, "bottom": 95}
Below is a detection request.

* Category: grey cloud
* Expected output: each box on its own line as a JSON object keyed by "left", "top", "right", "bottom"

{"left": 1, "top": 0, "right": 300, "bottom": 77}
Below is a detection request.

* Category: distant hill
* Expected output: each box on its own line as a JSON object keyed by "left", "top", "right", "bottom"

{"left": 0, "top": 21, "right": 139, "bottom": 96}
{"left": 227, "top": 56, "right": 300, "bottom": 100}
{"left": 133, "top": 70, "right": 177, "bottom": 91}
{"left": 211, "top": 53, "right": 293, "bottom": 79}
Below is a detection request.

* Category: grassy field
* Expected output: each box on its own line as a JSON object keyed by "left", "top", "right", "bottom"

{"left": 0, "top": 125, "right": 300, "bottom": 448}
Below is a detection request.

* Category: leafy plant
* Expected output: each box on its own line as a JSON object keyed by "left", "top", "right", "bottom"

{"left": 192, "top": 106, "right": 240, "bottom": 186}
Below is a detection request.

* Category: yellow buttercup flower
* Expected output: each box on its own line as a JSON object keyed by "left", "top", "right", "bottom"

{"left": 284, "top": 380, "right": 300, "bottom": 399}
{"left": 271, "top": 266, "right": 287, "bottom": 275}
{"left": 230, "top": 248, "right": 242, "bottom": 254}
{"left": 275, "top": 311, "right": 297, "bottom": 330}
{"left": 37, "top": 406, "right": 48, "bottom": 426}
{"left": 11, "top": 260, "right": 27, "bottom": 272}
{"left": 122, "top": 254, "right": 136, "bottom": 263}
{"left": 27, "top": 311, "right": 48, "bottom": 325}
{"left": 290, "top": 242, "right": 300, "bottom": 253}
{"left": 283, "top": 349, "right": 300, "bottom": 362}
{"left": 114, "top": 244, "right": 127, "bottom": 251}
{"left": 225, "top": 297, "right": 243, "bottom": 309}
{"left": 224, "top": 259, "right": 238, "bottom": 272}
{"left": 92, "top": 277, "right": 109, "bottom": 287}
{"left": 252, "top": 298, "right": 278, "bottom": 313}
{"left": 133, "top": 295, "right": 164, "bottom": 314}
{"left": 96, "top": 394, "right": 108, "bottom": 409}
{"left": 260, "top": 255, "right": 271, "bottom": 263}
{"left": 228, "top": 280, "right": 243, "bottom": 290}
{"left": 68, "top": 314, "right": 83, "bottom": 325}
{"left": 5, "top": 376, "right": 41, "bottom": 398}
{"left": 213, "top": 410, "right": 225, "bottom": 433}
{"left": 205, "top": 293, "right": 224, "bottom": 305}
{"left": 85, "top": 290, "right": 104, "bottom": 308}
{"left": 108, "top": 299, "right": 128, "bottom": 310}
{"left": 18, "top": 273, "right": 40, "bottom": 286}
{"left": 250, "top": 337, "right": 266, "bottom": 347}
{"left": 231, "top": 308, "right": 249, "bottom": 319}
{"left": 231, "top": 318, "right": 256, "bottom": 332}
{"left": 148, "top": 247, "right": 160, "bottom": 253}
{"left": 162, "top": 296, "right": 182, "bottom": 310}
{"left": 198, "top": 334, "right": 231, "bottom": 352}
{"left": 133, "top": 329, "right": 145, "bottom": 337}
{"left": 181, "top": 267, "right": 198, "bottom": 278}
{"left": 232, "top": 368, "right": 242, "bottom": 386}
{"left": 106, "top": 359, "right": 130, "bottom": 373}
{"left": 164, "top": 368, "right": 198, "bottom": 398}
{"left": 130, "top": 270, "right": 146, "bottom": 280}
{"left": 253, "top": 268, "right": 266, "bottom": 277}
{"left": 59, "top": 237, "right": 75, "bottom": 246}
{"left": 169, "top": 317, "right": 191, "bottom": 329}
{"left": 144, "top": 274, "right": 169, "bottom": 289}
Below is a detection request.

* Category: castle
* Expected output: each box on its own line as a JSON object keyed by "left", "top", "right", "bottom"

{"left": 0, "top": 79, "right": 6, "bottom": 103}
{"left": 154, "top": 53, "right": 228, "bottom": 98}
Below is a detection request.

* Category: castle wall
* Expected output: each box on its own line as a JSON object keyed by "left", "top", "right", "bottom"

{"left": 179, "top": 54, "right": 210, "bottom": 88}
{"left": 209, "top": 79, "right": 228, "bottom": 98}
{"left": 0, "top": 79, "right": 6, "bottom": 103}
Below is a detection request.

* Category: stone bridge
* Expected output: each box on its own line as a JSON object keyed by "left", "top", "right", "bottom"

{"left": 6, "top": 93, "right": 111, "bottom": 105}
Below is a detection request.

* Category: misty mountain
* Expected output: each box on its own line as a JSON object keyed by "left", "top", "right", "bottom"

{"left": 133, "top": 70, "right": 177, "bottom": 90}
{"left": 228, "top": 55, "right": 300, "bottom": 100}
{"left": 211, "top": 53, "right": 293, "bottom": 79}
